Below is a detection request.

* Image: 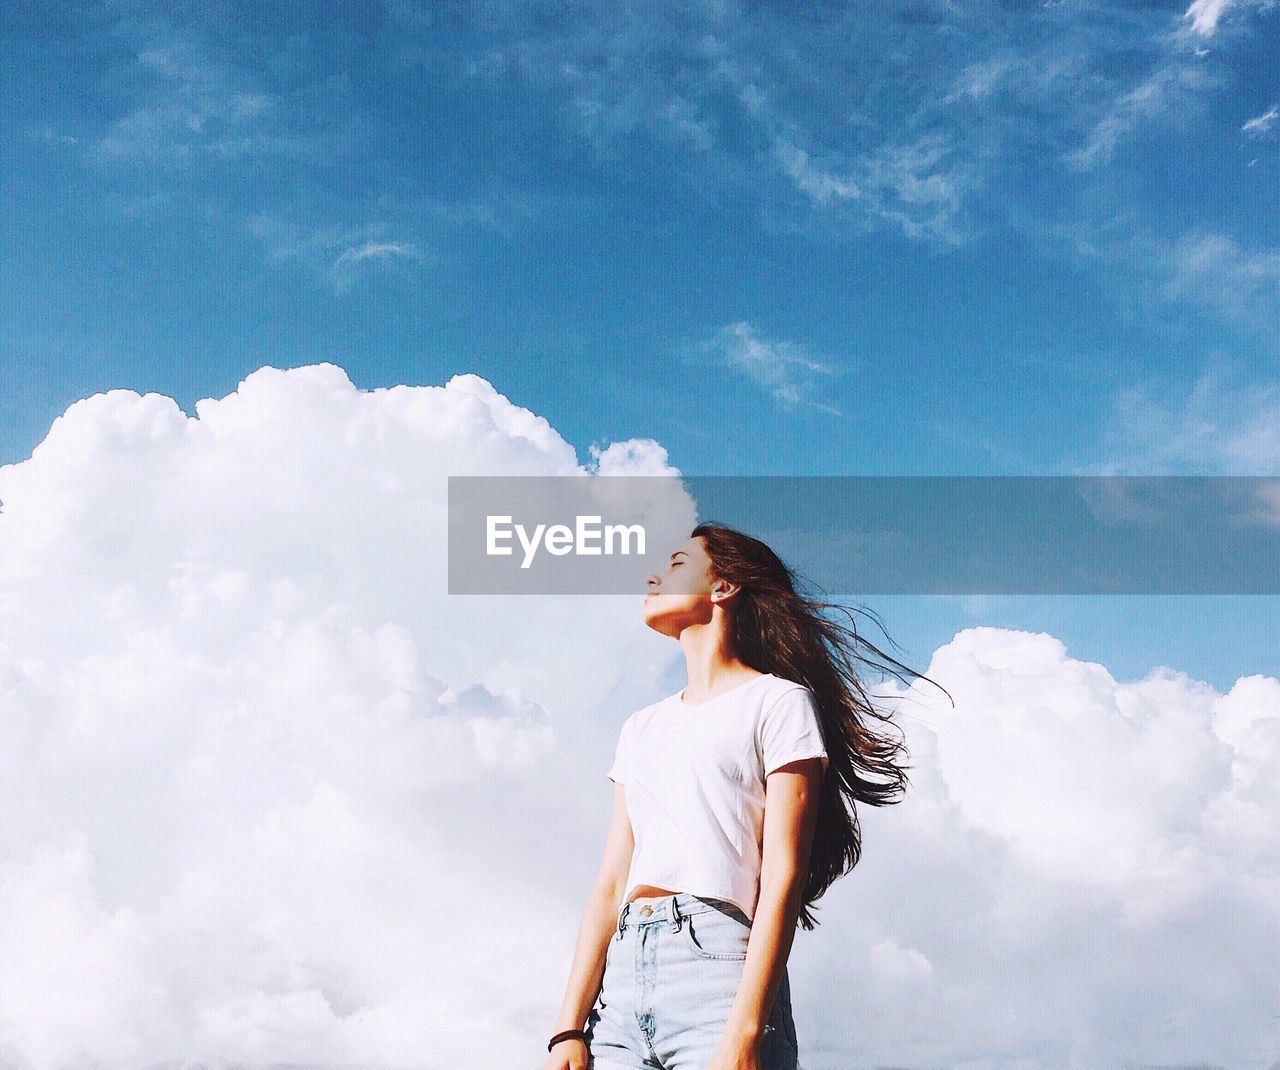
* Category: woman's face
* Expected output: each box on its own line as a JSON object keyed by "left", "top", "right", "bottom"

{"left": 642, "top": 535, "right": 726, "bottom": 637}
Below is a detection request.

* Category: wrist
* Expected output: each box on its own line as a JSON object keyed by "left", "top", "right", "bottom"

{"left": 547, "top": 1027, "right": 588, "bottom": 1052}
{"left": 722, "top": 1017, "right": 763, "bottom": 1045}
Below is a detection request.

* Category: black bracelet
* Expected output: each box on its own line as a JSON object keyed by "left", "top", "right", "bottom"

{"left": 547, "top": 1028, "right": 588, "bottom": 1052}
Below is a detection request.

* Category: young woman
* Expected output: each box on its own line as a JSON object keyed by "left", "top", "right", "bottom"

{"left": 544, "top": 522, "right": 949, "bottom": 1070}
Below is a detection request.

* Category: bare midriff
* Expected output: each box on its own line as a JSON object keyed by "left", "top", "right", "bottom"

{"left": 627, "top": 884, "right": 682, "bottom": 902}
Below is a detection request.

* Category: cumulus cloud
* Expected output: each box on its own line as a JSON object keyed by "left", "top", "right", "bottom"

{"left": 831, "top": 629, "right": 1280, "bottom": 1069}
{"left": 0, "top": 366, "right": 1275, "bottom": 1069}
{"left": 0, "top": 364, "right": 686, "bottom": 1068}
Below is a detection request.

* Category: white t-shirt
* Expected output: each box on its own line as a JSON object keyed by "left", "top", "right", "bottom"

{"left": 606, "top": 671, "right": 829, "bottom": 922}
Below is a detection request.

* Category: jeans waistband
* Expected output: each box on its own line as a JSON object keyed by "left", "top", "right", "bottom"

{"left": 614, "top": 892, "right": 750, "bottom": 937}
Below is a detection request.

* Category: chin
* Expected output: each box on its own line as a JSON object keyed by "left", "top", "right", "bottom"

{"left": 643, "top": 618, "right": 682, "bottom": 639}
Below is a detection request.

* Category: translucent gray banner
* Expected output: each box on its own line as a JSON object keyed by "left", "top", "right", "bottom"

{"left": 447, "top": 476, "right": 1280, "bottom": 595}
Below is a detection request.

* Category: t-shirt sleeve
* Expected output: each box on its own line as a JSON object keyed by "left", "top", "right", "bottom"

{"left": 606, "top": 717, "right": 631, "bottom": 784}
{"left": 758, "top": 686, "right": 829, "bottom": 778}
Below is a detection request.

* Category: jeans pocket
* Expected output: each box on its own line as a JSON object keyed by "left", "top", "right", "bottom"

{"left": 761, "top": 1020, "right": 798, "bottom": 1070}
{"left": 681, "top": 909, "right": 750, "bottom": 960}
{"left": 600, "top": 933, "right": 620, "bottom": 1007}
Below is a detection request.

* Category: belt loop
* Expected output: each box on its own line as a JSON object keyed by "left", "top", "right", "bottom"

{"left": 668, "top": 894, "right": 682, "bottom": 932}
{"left": 617, "top": 901, "right": 630, "bottom": 939}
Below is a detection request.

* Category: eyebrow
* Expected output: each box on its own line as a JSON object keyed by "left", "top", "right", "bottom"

{"left": 669, "top": 551, "right": 689, "bottom": 563}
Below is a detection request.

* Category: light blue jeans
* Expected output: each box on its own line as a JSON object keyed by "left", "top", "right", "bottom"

{"left": 584, "top": 892, "right": 800, "bottom": 1070}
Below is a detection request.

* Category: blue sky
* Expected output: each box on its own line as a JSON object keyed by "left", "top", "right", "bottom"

{"left": 2, "top": 0, "right": 1277, "bottom": 689}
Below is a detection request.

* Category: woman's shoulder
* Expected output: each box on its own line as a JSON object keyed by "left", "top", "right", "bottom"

{"left": 752, "top": 675, "right": 821, "bottom": 725}
{"left": 758, "top": 672, "right": 812, "bottom": 699}
{"left": 618, "top": 689, "right": 681, "bottom": 733}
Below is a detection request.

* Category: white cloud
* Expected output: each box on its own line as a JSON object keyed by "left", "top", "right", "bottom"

{"left": 1183, "top": 0, "right": 1280, "bottom": 35}
{"left": 246, "top": 218, "right": 433, "bottom": 294}
{"left": 860, "top": 134, "right": 971, "bottom": 242}
{"left": 0, "top": 364, "right": 688, "bottom": 1068}
{"left": 1066, "top": 58, "right": 1214, "bottom": 170}
{"left": 1185, "top": 0, "right": 1235, "bottom": 34}
{"left": 92, "top": 42, "right": 305, "bottom": 167}
{"left": 869, "top": 936, "right": 934, "bottom": 982}
{"left": 769, "top": 132, "right": 970, "bottom": 243}
{"left": 1160, "top": 230, "right": 1280, "bottom": 327}
{"left": 1243, "top": 103, "right": 1279, "bottom": 137}
{"left": 773, "top": 140, "right": 860, "bottom": 203}
{"left": 0, "top": 367, "right": 1275, "bottom": 1068}
{"left": 1088, "top": 364, "right": 1280, "bottom": 474}
{"left": 832, "top": 628, "right": 1280, "bottom": 1067}
{"left": 487, "top": 6, "right": 989, "bottom": 245}
{"left": 1048, "top": 219, "right": 1280, "bottom": 348}
{"left": 332, "top": 241, "right": 420, "bottom": 268}
{"left": 329, "top": 242, "right": 426, "bottom": 292}
{"left": 704, "top": 322, "right": 846, "bottom": 415}
{"left": 1182, "top": 0, "right": 1277, "bottom": 36}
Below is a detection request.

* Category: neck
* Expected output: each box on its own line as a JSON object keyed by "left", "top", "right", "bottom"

{"left": 678, "top": 618, "right": 748, "bottom": 696}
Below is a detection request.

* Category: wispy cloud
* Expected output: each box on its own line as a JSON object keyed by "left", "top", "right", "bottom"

{"left": 332, "top": 241, "right": 420, "bottom": 268}
{"left": 1242, "top": 103, "right": 1278, "bottom": 137}
{"left": 466, "top": 0, "right": 1274, "bottom": 249}
{"left": 330, "top": 242, "right": 426, "bottom": 291}
{"left": 1084, "top": 364, "right": 1280, "bottom": 474}
{"left": 32, "top": 126, "right": 80, "bottom": 146}
{"left": 247, "top": 217, "right": 433, "bottom": 295}
{"left": 476, "top": 4, "right": 990, "bottom": 245}
{"left": 860, "top": 134, "right": 973, "bottom": 244}
{"left": 1185, "top": 0, "right": 1236, "bottom": 35}
{"left": 773, "top": 140, "right": 860, "bottom": 203}
{"left": 769, "top": 129, "right": 972, "bottom": 244}
{"left": 1065, "top": 56, "right": 1216, "bottom": 171}
{"left": 1180, "top": 0, "right": 1276, "bottom": 36}
{"left": 703, "top": 322, "right": 845, "bottom": 416}
{"left": 1160, "top": 230, "right": 1280, "bottom": 326}
{"left": 1039, "top": 213, "right": 1280, "bottom": 348}
{"left": 78, "top": 1, "right": 1272, "bottom": 259}
{"left": 91, "top": 42, "right": 309, "bottom": 167}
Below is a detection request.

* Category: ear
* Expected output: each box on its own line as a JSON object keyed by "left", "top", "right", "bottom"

{"left": 710, "top": 579, "right": 740, "bottom": 603}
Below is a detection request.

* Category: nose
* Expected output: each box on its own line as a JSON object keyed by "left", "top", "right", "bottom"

{"left": 646, "top": 576, "right": 660, "bottom": 594}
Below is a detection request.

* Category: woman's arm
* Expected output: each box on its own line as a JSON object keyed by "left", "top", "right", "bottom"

{"left": 545, "top": 782, "right": 634, "bottom": 1063}
{"left": 719, "top": 756, "right": 825, "bottom": 1053}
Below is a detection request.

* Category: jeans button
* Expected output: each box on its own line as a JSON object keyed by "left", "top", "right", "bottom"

{"left": 640, "top": 905, "right": 653, "bottom": 916}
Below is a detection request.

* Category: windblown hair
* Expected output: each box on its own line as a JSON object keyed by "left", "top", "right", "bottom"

{"left": 692, "top": 521, "right": 953, "bottom": 931}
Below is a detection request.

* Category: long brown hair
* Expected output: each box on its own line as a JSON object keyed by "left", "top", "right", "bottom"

{"left": 692, "top": 521, "right": 953, "bottom": 930}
